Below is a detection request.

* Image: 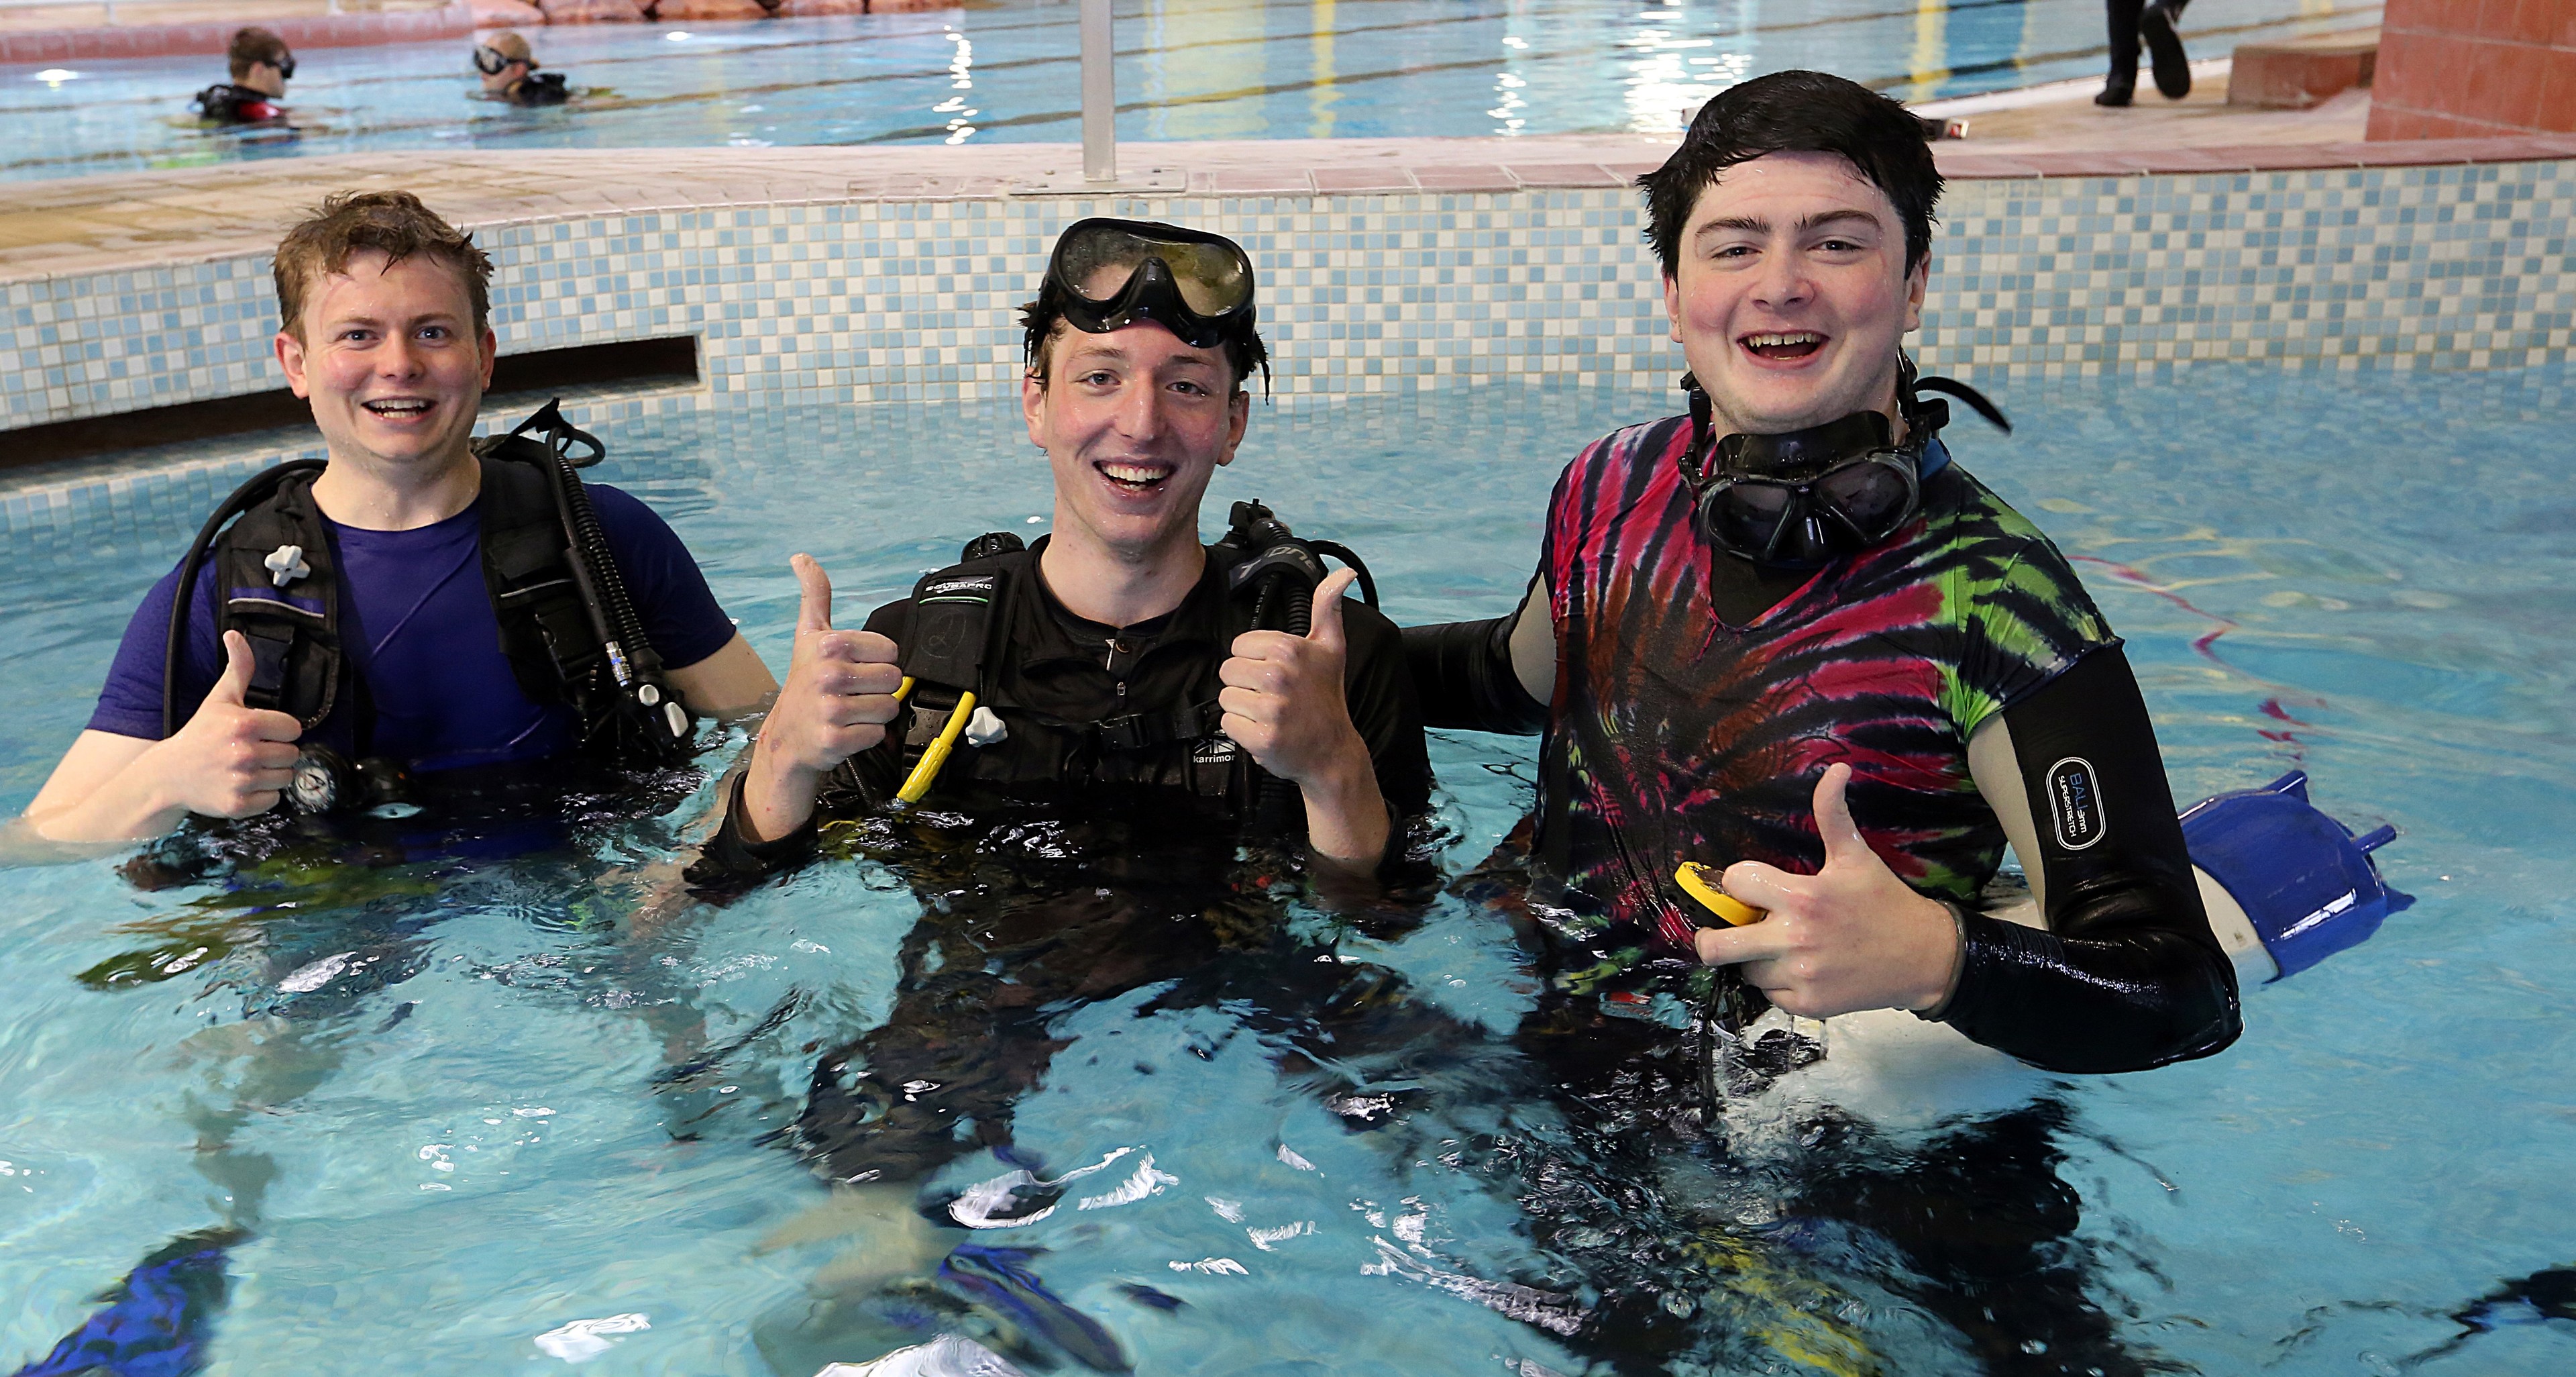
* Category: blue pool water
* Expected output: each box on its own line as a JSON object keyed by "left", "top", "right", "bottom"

{"left": 2, "top": 363, "right": 2572, "bottom": 1374}
{"left": 2, "top": 0, "right": 2383, "bottom": 183}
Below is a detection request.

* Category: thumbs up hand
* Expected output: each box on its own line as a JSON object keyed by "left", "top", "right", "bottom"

{"left": 1690, "top": 763, "right": 1965, "bottom": 1018}
{"left": 1220, "top": 568, "right": 1370, "bottom": 792}
{"left": 157, "top": 629, "right": 305, "bottom": 819}
{"left": 742, "top": 554, "right": 904, "bottom": 842}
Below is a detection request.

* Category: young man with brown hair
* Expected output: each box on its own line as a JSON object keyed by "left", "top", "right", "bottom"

{"left": 22, "top": 191, "right": 775, "bottom": 844}
{"left": 195, "top": 27, "right": 294, "bottom": 125}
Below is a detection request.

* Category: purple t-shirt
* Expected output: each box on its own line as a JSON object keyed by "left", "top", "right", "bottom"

{"left": 89, "top": 483, "right": 738, "bottom": 774}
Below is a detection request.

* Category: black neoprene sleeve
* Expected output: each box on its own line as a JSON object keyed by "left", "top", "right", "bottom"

{"left": 1933, "top": 645, "right": 2243, "bottom": 1073}
{"left": 1402, "top": 611, "right": 1547, "bottom": 734}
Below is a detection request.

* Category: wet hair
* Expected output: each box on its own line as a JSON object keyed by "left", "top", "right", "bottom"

{"left": 1020, "top": 281, "right": 1271, "bottom": 396}
{"left": 484, "top": 30, "right": 535, "bottom": 66}
{"left": 227, "top": 27, "right": 291, "bottom": 82}
{"left": 272, "top": 191, "right": 494, "bottom": 340}
{"left": 1639, "top": 69, "right": 1943, "bottom": 279}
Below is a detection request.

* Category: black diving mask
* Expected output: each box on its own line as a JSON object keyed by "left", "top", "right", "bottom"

{"left": 1681, "top": 364, "right": 2006, "bottom": 568}
{"left": 274, "top": 51, "right": 297, "bottom": 81}
{"left": 472, "top": 45, "right": 511, "bottom": 76}
{"left": 1044, "top": 218, "right": 1256, "bottom": 350}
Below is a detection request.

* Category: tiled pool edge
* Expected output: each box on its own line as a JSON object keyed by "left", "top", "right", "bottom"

{"left": 7, "top": 152, "right": 2575, "bottom": 431}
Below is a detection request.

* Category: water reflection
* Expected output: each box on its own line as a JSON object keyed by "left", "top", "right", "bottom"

{"left": 0, "top": 0, "right": 2380, "bottom": 178}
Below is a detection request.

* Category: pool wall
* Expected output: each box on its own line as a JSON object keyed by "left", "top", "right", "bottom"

{"left": 5, "top": 146, "right": 2575, "bottom": 435}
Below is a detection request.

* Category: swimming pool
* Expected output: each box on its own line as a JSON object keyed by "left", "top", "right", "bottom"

{"left": 1, "top": 0, "right": 2383, "bottom": 183}
{"left": 0, "top": 361, "right": 2569, "bottom": 1373}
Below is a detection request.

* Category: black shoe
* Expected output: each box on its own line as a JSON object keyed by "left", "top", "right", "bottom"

{"left": 2141, "top": 2, "right": 2191, "bottom": 99}
{"left": 2095, "top": 76, "right": 2135, "bottom": 107}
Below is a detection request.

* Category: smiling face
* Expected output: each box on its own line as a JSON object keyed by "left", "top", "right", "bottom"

{"left": 1021, "top": 315, "right": 1248, "bottom": 566}
{"left": 274, "top": 250, "right": 495, "bottom": 478}
{"left": 1662, "top": 150, "right": 1928, "bottom": 439}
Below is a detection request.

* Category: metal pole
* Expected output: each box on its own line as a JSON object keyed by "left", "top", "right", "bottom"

{"left": 1080, "top": 0, "right": 1115, "bottom": 185}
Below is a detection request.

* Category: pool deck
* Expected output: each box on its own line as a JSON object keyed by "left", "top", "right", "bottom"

{"left": 6, "top": 79, "right": 2575, "bottom": 288}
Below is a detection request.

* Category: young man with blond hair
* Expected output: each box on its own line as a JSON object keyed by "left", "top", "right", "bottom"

{"left": 23, "top": 191, "right": 775, "bottom": 844}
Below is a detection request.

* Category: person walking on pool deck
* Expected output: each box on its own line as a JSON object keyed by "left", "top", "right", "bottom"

{"left": 2097, "top": 0, "right": 2195, "bottom": 106}
{"left": 21, "top": 191, "right": 776, "bottom": 845}
{"left": 195, "top": 27, "right": 295, "bottom": 125}
{"left": 693, "top": 216, "right": 1430, "bottom": 885}
{"left": 1403, "top": 69, "right": 2242, "bottom": 1075}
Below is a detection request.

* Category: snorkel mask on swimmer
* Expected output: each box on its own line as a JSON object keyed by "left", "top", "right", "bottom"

{"left": 472, "top": 45, "right": 511, "bottom": 76}
{"left": 1680, "top": 357, "right": 2010, "bottom": 568}
{"left": 1038, "top": 218, "right": 1269, "bottom": 386}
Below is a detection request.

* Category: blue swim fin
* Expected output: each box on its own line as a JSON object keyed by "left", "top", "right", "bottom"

{"left": 9, "top": 1229, "right": 244, "bottom": 1377}
{"left": 936, "top": 1243, "right": 1130, "bottom": 1372}
{"left": 2181, "top": 770, "right": 2412, "bottom": 981}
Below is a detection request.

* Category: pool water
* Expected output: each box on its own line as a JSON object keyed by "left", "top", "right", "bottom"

{"left": 2, "top": 0, "right": 2385, "bottom": 183}
{"left": 2, "top": 363, "right": 2573, "bottom": 1374}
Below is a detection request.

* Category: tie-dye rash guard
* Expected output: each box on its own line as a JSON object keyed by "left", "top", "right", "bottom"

{"left": 1533, "top": 411, "right": 2116, "bottom": 957}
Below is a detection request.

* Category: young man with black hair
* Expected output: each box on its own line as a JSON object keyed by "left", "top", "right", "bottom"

{"left": 700, "top": 217, "right": 1428, "bottom": 882}
{"left": 1399, "top": 67, "right": 2240, "bottom": 1373}
{"left": 686, "top": 227, "right": 1436, "bottom": 1333}
{"left": 1410, "top": 68, "right": 2238, "bottom": 1074}
{"left": 195, "top": 27, "right": 294, "bottom": 125}
{"left": 21, "top": 191, "right": 776, "bottom": 844}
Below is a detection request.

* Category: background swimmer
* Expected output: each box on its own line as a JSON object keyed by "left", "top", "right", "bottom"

{"left": 193, "top": 28, "right": 293, "bottom": 126}
{"left": 473, "top": 32, "right": 570, "bottom": 108}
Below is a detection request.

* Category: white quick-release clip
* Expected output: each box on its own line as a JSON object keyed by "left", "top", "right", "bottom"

{"left": 264, "top": 544, "right": 311, "bottom": 588}
{"left": 963, "top": 705, "right": 1008, "bottom": 748}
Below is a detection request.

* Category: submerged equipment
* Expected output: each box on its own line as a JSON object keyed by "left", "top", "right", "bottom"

{"left": 1679, "top": 359, "right": 2011, "bottom": 569}
{"left": 881, "top": 502, "right": 1375, "bottom": 829}
{"left": 162, "top": 399, "right": 694, "bottom": 815}
{"left": 2180, "top": 770, "right": 2411, "bottom": 982}
{"left": 1042, "top": 218, "right": 1258, "bottom": 352}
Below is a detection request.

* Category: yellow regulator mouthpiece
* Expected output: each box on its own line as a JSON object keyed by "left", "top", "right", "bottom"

{"left": 1674, "top": 862, "right": 1765, "bottom": 926}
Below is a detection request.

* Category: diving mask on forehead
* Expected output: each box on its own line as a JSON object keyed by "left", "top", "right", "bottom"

{"left": 1044, "top": 218, "right": 1257, "bottom": 350}
{"left": 1680, "top": 358, "right": 2010, "bottom": 569}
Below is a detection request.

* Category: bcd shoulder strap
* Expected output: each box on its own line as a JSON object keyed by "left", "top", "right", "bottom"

{"left": 211, "top": 466, "right": 341, "bottom": 729}
{"left": 900, "top": 550, "right": 1020, "bottom": 703}
{"left": 475, "top": 451, "right": 596, "bottom": 711}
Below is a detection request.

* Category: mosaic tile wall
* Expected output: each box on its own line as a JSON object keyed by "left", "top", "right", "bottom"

{"left": 5, "top": 158, "right": 2574, "bottom": 432}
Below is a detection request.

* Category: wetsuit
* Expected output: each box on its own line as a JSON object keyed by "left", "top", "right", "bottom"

{"left": 695, "top": 535, "right": 1432, "bottom": 882}
{"left": 688, "top": 536, "right": 1440, "bottom": 1194}
{"left": 1408, "top": 409, "right": 2241, "bottom": 1075}
{"left": 192, "top": 83, "right": 280, "bottom": 124}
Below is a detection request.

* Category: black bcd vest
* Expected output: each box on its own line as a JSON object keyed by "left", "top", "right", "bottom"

{"left": 178, "top": 434, "right": 691, "bottom": 770}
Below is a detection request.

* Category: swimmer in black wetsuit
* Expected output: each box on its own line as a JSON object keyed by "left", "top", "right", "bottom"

{"left": 474, "top": 30, "right": 570, "bottom": 107}
{"left": 687, "top": 222, "right": 1472, "bottom": 1372}
{"left": 193, "top": 27, "right": 293, "bottom": 125}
